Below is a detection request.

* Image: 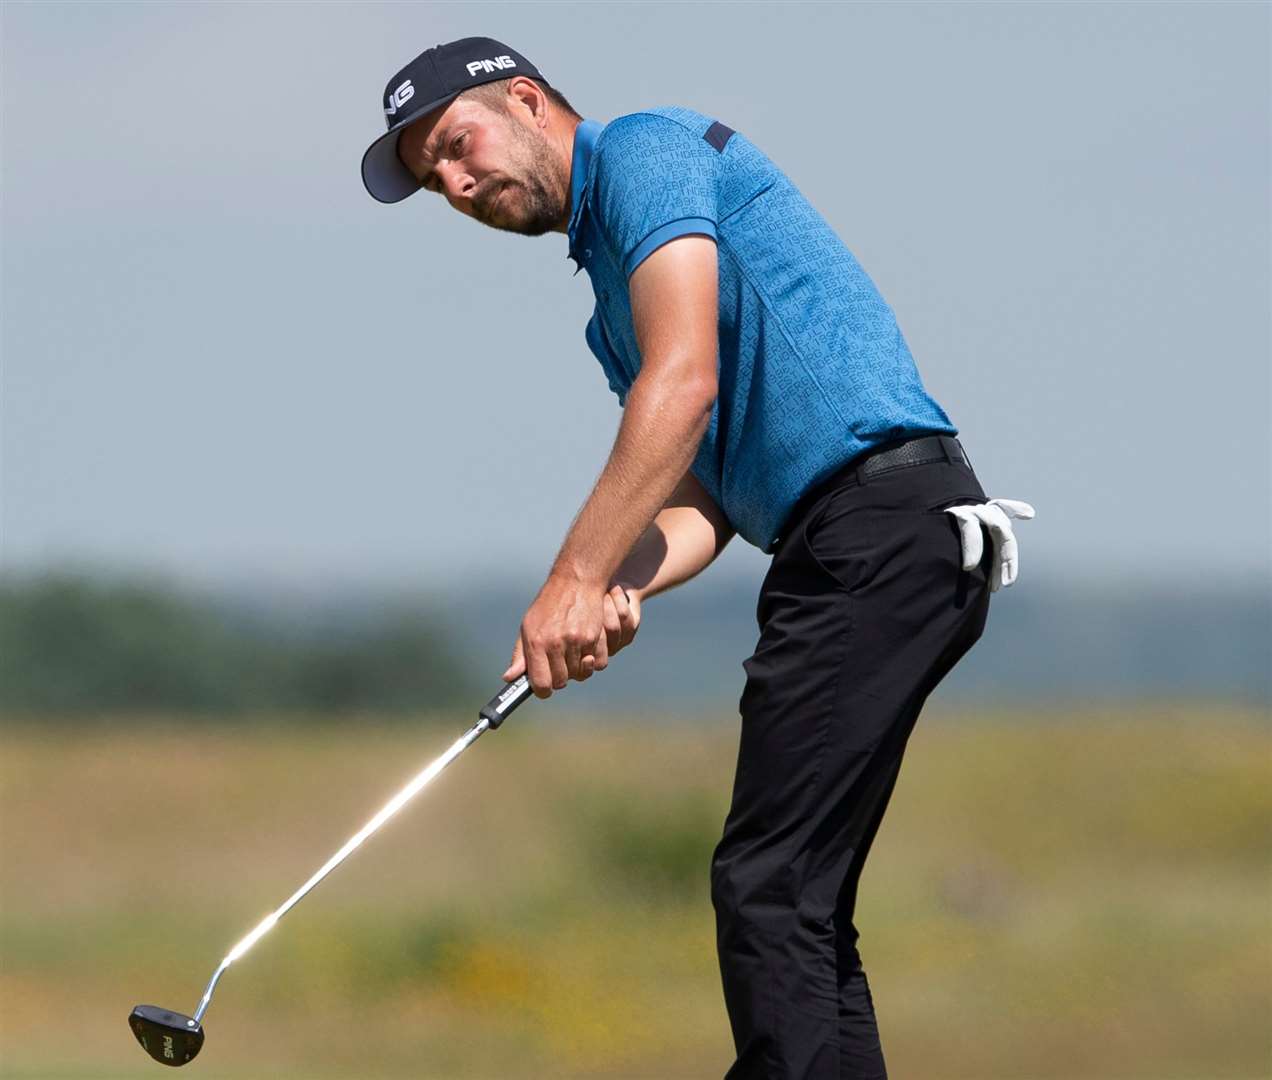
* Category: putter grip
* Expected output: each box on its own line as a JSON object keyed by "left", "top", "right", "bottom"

{"left": 478, "top": 675, "right": 533, "bottom": 729}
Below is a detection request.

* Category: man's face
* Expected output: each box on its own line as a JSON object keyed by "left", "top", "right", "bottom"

{"left": 396, "top": 92, "right": 567, "bottom": 235}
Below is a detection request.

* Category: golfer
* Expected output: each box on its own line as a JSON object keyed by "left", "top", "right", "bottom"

{"left": 362, "top": 37, "right": 1033, "bottom": 1080}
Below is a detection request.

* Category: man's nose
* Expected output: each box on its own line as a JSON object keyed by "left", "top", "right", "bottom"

{"left": 437, "top": 163, "right": 476, "bottom": 207}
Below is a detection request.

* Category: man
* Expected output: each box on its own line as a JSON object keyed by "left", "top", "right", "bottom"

{"left": 362, "top": 37, "right": 1033, "bottom": 1079}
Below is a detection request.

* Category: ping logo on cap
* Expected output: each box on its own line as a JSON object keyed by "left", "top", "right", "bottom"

{"left": 466, "top": 55, "right": 516, "bottom": 77}
{"left": 385, "top": 78, "right": 415, "bottom": 117}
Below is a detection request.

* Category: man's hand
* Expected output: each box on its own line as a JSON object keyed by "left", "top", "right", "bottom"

{"left": 501, "top": 574, "right": 605, "bottom": 697}
{"left": 601, "top": 584, "right": 641, "bottom": 658}
{"left": 502, "top": 583, "right": 642, "bottom": 696}
{"left": 945, "top": 498, "right": 1036, "bottom": 591}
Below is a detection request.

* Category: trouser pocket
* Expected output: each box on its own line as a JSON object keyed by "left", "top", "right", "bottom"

{"left": 924, "top": 492, "right": 988, "bottom": 513}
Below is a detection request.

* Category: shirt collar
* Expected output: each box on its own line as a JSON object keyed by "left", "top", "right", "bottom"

{"left": 566, "top": 118, "right": 603, "bottom": 270}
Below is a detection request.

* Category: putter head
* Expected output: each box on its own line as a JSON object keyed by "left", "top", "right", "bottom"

{"left": 129, "top": 1005, "right": 204, "bottom": 1067}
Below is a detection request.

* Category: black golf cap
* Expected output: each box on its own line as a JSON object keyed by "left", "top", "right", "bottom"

{"left": 129, "top": 1005, "right": 204, "bottom": 1067}
{"left": 361, "top": 37, "right": 549, "bottom": 204}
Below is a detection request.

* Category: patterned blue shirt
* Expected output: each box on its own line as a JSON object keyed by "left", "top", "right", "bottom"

{"left": 566, "top": 108, "right": 957, "bottom": 552}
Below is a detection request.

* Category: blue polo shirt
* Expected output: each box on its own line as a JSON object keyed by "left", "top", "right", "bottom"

{"left": 566, "top": 107, "right": 957, "bottom": 552}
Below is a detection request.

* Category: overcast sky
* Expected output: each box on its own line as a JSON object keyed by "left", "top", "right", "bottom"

{"left": 3, "top": 1, "right": 1268, "bottom": 591}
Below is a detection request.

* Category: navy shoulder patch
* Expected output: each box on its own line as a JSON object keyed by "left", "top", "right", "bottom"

{"left": 703, "top": 121, "right": 735, "bottom": 153}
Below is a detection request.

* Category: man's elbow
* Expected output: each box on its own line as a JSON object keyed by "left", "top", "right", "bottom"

{"left": 668, "top": 354, "right": 718, "bottom": 416}
{"left": 683, "top": 369, "right": 718, "bottom": 418}
{"left": 639, "top": 357, "right": 717, "bottom": 422}
{"left": 675, "top": 371, "right": 717, "bottom": 444}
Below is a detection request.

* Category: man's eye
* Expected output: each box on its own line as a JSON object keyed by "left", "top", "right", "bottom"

{"left": 451, "top": 132, "right": 467, "bottom": 155}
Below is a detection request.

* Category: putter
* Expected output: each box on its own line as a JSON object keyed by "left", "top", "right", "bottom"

{"left": 129, "top": 675, "right": 534, "bottom": 1067}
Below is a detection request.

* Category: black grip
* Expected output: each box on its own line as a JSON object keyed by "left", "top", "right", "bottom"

{"left": 478, "top": 675, "right": 533, "bottom": 729}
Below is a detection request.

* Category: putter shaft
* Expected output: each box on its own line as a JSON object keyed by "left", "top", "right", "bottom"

{"left": 191, "top": 676, "right": 532, "bottom": 1023}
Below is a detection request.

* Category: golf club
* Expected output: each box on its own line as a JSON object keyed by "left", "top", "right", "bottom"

{"left": 129, "top": 675, "right": 534, "bottom": 1067}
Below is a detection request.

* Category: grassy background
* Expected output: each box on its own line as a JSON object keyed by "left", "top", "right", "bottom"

{"left": 2, "top": 703, "right": 1269, "bottom": 1078}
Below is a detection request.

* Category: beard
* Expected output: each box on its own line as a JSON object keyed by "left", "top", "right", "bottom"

{"left": 476, "top": 117, "right": 567, "bottom": 236}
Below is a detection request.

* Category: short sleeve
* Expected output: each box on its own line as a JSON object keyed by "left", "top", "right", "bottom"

{"left": 591, "top": 115, "right": 720, "bottom": 278}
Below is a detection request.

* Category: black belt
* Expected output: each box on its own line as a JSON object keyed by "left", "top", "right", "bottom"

{"left": 778, "top": 434, "right": 972, "bottom": 544}
{"left": 856, "top": 433, "right": 970, "bottom": 479}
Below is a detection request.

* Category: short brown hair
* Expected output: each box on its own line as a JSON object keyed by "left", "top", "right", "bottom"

{"left": 459, "top": 77, "right": 581, "bottom": 121}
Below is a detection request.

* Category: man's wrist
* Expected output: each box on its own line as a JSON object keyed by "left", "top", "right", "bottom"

{"left": 549, "top": 554, "right": 609, "bottom": 590}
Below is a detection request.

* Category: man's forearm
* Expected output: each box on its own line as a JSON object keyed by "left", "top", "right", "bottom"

{"left": 551, "top": 365, "right": 716, "bottom": 590}
{"left": 507, "top": 234, "right": 718, "bottom": 694}
{"left": 613, "top": 471, "right": 734, "bottom": 601}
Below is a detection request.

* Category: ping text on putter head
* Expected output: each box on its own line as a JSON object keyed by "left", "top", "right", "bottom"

{"left": 129, "top": 676, "right": 533, "bottom": 1067}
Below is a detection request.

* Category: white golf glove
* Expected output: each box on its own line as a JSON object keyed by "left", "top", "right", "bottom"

{"left": 945, "top": 498, "right": 1036, "bottom": 592}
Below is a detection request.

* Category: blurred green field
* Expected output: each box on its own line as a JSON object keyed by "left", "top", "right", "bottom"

{"left": 2, "top": 703, "right": 1269, "bottom": 1079}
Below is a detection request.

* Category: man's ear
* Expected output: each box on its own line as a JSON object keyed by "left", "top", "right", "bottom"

{"left": 507, "top": 76, "right": 549, "bottom": 129}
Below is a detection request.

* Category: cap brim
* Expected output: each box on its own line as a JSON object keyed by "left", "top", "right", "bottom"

{"left": 360, "top": 93, "right": 457, "bottom": 204}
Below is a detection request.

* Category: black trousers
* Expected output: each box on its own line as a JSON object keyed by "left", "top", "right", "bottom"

{"left": 711, "top": 440, "right": 992, "bottom": 1079}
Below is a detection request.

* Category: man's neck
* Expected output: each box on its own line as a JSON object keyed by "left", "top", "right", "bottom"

{"left": 553, "top": 116, "right": 585, "bottom": 234}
